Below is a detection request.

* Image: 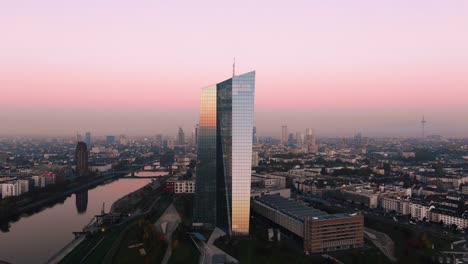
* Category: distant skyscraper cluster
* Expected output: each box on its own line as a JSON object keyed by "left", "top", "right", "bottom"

{"left": 193, "top": 71, "right": 255, "bottom": 236}
{"left": 280, "top": 126, "right": 317, "bottom": 152}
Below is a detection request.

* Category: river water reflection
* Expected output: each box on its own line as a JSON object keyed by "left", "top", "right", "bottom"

{"left": 0, "top": 178, "right": 150, "bottom": 264}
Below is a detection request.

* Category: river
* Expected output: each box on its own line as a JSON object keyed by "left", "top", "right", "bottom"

{"left": 0, "top": 178, "right": 151, "bottom": 264}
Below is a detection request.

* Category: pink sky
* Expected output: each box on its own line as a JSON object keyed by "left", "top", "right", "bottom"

{"left": 1, "top": 0, "right": 467, "bottom": 137}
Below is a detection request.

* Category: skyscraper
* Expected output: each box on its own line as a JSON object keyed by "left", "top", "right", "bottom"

{"left": 194, "top": 124, "right": 199, "bottom": 146}
{"left": 252, "top": 126, "right": 258, "bottom": 144}
{"left": 281, "top": 125, "right": 288, "bottom": 144}
{"left": 85, "top": 132, "right": 91, "bottom": 148}
{"left": 193, "top": 71, "right": 255, "bottom": 236}
{"left": 75, "top": 142, "right": 89, "bottom": 177}
{"left": 106, "top": 135, "right": 115, "bottom": 145}
{"left": 177, "top": 127, "right": 185, "bottom": 145}
{"left": 76, "top": 132, "right": 82, "bottom": 143}
{"left": 305, "top": 128, "right": 315, "bottom": 144}
{"left": 296, "top": 131, "right": 304, "bottom": 145}
{"left": 306, "top": 128, "right": 318, "bottom": 153}
{"left": 155, "top": 134, "right": 163, "bottom": 148}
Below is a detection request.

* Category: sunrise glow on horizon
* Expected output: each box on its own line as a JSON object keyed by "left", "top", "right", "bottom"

{"left": 1, "top": 0, "right": 467, "bottom": 136}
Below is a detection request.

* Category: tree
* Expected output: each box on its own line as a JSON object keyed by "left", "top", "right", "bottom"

{"left": 160, "top": 150, "right": 175, "bottom": 167}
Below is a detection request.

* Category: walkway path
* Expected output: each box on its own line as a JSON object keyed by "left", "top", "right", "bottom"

{"left": 365, "top": 227, "right": 397, "bottom": 262}
{"left": 155, "top": 203, "right": 181, "bottom": 264}
{"left": 190, "top": 228, "right": 238, "bottom": 264}
{"left": 46, "top": 236, "right": 86, "bottom": 264}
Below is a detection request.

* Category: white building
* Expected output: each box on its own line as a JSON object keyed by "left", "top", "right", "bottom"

{"left": 252, "top": 151, "right": 259, "bottom": 167}
{"left": 19, "top": 180, "right": 30, "bottom": 194}
{"left": 381, "top": 197, "right": 410, "bottom": 215}
{"left": 409, "top": 203, "right": 430, "bottom": 221}
{"left": 430, "top": 211, "right": 468, "bottom": 229}
{"left": 32, "top": 175, "right": 46, "bottom": 188}
{"left": 174, "top": 180, "right": 195, "bottom": 194}
{"left": 1, "top": 182, "right": 21, "bottom": 199}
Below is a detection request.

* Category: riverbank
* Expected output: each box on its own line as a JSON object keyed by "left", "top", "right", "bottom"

{"left": 110, "top": 179, "right": 162, "bottom": 214}
{"left": 0, "top": 172, "right": 127, "bottom": 226}
{"left": 58, "top": 178, "right": 172, "bottom": 264}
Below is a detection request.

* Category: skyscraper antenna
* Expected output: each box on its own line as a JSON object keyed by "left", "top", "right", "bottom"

{"left": 421, "top": 115, "right": 427, "bottom": 138}
{"left": 232, "top": 57, "right": 235, "bottom": 77}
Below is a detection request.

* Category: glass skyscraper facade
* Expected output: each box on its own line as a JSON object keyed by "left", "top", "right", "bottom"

{"left": 193, "top": 71, "right": 255, "bottom": 236}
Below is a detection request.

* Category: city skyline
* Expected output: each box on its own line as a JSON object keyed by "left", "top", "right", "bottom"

{"left": 1, "top": 1, "right": 468, "bottom": 137}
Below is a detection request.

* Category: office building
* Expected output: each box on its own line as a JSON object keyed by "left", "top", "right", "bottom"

{"left": 155, "top": 134, "right": 163, "bottom": 148}
{"left": 1, "top": 182, "right": 21, "bottom": 199}
{"left": 305, "top": 128, "right": 317, "bottom": 153}
{"left": 194, "top": 124, "right": 200, "bottom": 146}
{"left": 252, "top": 195, "right": 364, "bottom": 253}
{"left": 193, "top": 71, "right": 255, "bottom": 236}
{"left": 106, "top": 135, "right": 115, "bottom": 145}
{"left": 76, "top": 132, "right": 83, "bottom": 143}
{"left": 281, "top": 125, "right": 288, "bottom": 144}
{"left": 85, "top": 132, "right": 91, "bottom": 148}
{"left": 75, "top": 142, "right": 89, "bottom": 177}
{"left": 296, "top": 132, "right": 304, "bottom": 145}
{"left": 166, "top": 180, "right": 195, "bottom": 194}
{"left": 177, "top": 127, "right": 185, "bottom": 145}
{"left": 118, "top": 134, "right": 129, "bottom": 145}
{"left": 253, "top": 126, "right": 258, "bottom": 144}
{"left": 252, "top": 151, "right": 259, "bottom": 167}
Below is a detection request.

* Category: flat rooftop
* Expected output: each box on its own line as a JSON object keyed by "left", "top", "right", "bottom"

{"left": 255, "top": 195, "right": 358, "bottom": 222}
{"left": 255, "top": 195, "right": 327, "bottom": 221}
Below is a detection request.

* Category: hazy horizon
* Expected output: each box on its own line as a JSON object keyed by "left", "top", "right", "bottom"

{"left": 1, "top": 1, "right": 467, "bottom": 138}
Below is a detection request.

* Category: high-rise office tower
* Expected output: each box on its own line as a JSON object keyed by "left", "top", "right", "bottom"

{"left": 118, "top": 134, "right": 129, "bottom": 145}
{"left": 252, "top": 126, "right": 258, "bottom": 144}
{"left": 177, "top": 127, "right": 185, "bottom": 145}
{"left": 85, "top": 132, "right": 91, "bottom": 148}
{"left": 306, "top": 128, "right": 318, "bottom": 153}
{"left": 76, "top": 132, "right": 82, "bottom": 143}
{"left": 194, "top": 124, "right": 199, "bottom": 146}
{"left": 155, "top": 134, "right": 163, "bottom": 148}
{"left": 305, "top": 128, "right": 315, "bottom": 144}
{"left": 193, "top": 71, "right": 255, "bottom": 236}
{"left": 281, "top": 125, "right": 288, "bottom": 144}
{"left": 106, "top": 135, "right": 115, "bottom": 145}
{"left": 296, "top": 131, "right": 304, "bottom": 145}
{"left": 75, "top": 142, "right": 89, "bottom": 177}
{"left": 354, "top": 132, "right": 363, "bottom": 146}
